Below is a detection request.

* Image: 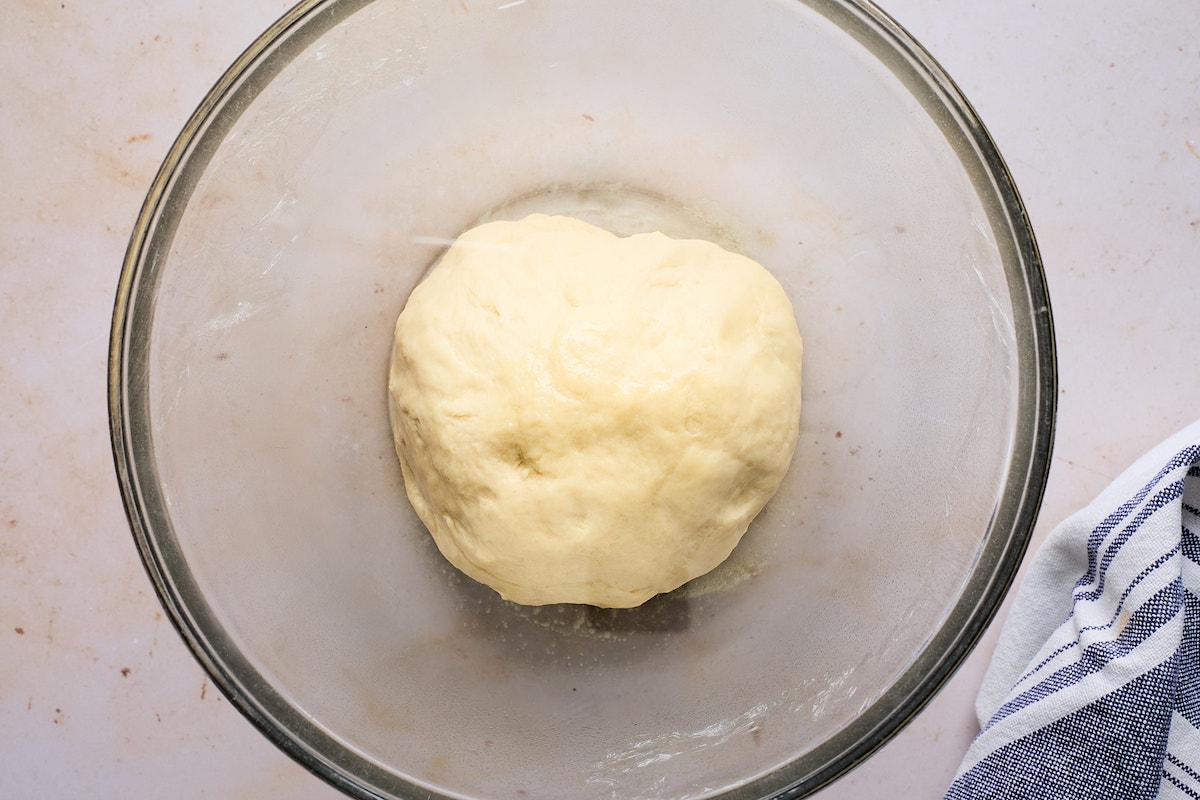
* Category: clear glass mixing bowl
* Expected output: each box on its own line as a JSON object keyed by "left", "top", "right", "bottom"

{"left": 109, "top": 1, "right": 1055, "bottom": 798}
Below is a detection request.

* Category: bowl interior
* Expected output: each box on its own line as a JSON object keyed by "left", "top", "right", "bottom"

{"left": 113, "top": 1, "right": 1052, "bottom": 798}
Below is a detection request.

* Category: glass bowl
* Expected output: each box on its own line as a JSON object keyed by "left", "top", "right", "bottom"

{"left": 109, "top": 1, "right": 1055, "bottom": 798}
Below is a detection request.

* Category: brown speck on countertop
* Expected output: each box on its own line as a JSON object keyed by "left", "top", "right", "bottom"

{"left": 200, "top": 677, "right": 207, "bottom": 700}
{"left": 582, "top": 114, "right": 594, "bottom": 122}
{"left": 835, "top": 431, "right": 843, "bottom": 439}
{"left": 120, "top": 667, "right": 131, "bottom": 677}
{"left": 7, "top": 518, "right": 17, "bottom": 527}
{"left": 14, "top": 627, "right": 24, "bottom": 635}
{"left": 215, "top": 352, "right": 230, "bottom": 361}
{"left": 125, "top": 133, "right": 152, "bottom": 144}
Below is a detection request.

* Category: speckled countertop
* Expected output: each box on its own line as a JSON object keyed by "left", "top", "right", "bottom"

{"left": 2, "top": 1, "right": 1198, "bottom": 797}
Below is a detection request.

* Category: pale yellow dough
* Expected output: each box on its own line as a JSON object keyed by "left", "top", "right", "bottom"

{"left": 388, "top": 214, "right": 802, "bottom": 608}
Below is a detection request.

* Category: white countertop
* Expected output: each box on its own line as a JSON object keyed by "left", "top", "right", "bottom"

{"left": 3, "top": 1, "right": 1197, "bottom": 797}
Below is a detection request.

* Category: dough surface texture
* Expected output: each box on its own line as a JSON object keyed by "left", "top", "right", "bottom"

{"left": 388, "top": 214, "right": 802, "bottom": 608}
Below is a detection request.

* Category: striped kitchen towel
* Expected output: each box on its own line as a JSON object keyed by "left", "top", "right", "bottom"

{"left": 946, "top": 419, "right": 1200, "bottom": 800}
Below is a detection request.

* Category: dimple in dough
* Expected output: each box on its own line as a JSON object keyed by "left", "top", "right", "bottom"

{"left": 388, "top": 214, "right": 803, "bottom": 608}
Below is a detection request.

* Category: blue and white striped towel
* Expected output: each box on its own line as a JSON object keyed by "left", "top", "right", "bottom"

{"left": 946, "top": 419, "right": 1200, "bottom": 800}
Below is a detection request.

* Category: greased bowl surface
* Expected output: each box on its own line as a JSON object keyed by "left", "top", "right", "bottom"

{"left": 109, "top": 2, "right": 1055, "bottom": 798}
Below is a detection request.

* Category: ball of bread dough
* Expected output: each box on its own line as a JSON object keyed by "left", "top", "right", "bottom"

{"left": 388, "top": 214, "right": 802, "bottom": 608}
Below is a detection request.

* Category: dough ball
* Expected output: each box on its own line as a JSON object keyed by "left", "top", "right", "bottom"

{"left": 388, "top": 214, "right": 802, "bottom": 608}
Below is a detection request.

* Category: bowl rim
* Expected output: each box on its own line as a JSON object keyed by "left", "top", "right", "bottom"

{"left": 108, "top": 0, "right": 1057, "bottom": 798}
